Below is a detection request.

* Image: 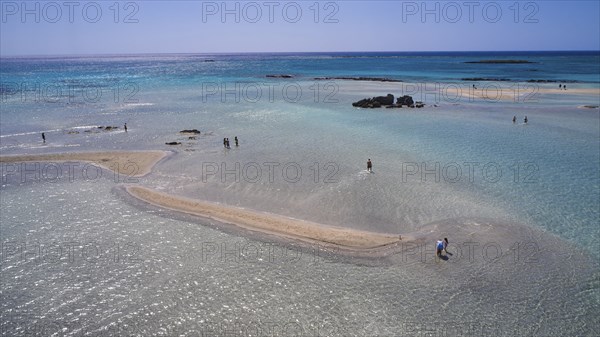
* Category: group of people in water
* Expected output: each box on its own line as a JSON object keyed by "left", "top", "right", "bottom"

{"left": 39, "top": 124, "right": 450, "bottom": 258}
{"left": 223, "top": 136, "right": 239, "bottom": 149}
{"left": 559, "top": 84, "right": 567, "bottom": 90}
{"left": 513, "top": 116, "right": 528, "bottom": 124}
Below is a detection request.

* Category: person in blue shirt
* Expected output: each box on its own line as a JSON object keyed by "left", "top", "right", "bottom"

{"left": 436, "top": 240, "right": 444, "bottom": 257}
{"left": 436, "top": 238, "right": 449, "bottom": 257}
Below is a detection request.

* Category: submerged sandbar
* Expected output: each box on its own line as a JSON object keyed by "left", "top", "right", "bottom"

{"left": 126, "top": 186, "right": 402, "bottom": 250}
{"left": 0, "top": 151, "right": 168, "bottom": 177}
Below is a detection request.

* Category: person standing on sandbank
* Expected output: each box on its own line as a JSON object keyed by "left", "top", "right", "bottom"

{"left": 41, "top": 132, "right": 45, "bottom": 143}
{"left": 234, "top": 136, "right": 239, "bottom": 147}
{"left": 436, "top": 239, "right": 445, "bottom": 257}
{"left": 367, "top": 159, "right": 372, "bottom": 172}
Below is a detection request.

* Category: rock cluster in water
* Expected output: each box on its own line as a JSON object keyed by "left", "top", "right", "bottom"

{"left": 315, "top": 77, "right": 402, "bottom": 83}
{"left": 352, "top": 94, "right": 424, "bottom": 108}
{"left": 98, "top": 126, "right": 119, "bottom": 131}
{"left": 179, "top": 129, "right": 201, "bottom": 134}
{"left": 266, "top": 74, "right": 294, "bottom": 78}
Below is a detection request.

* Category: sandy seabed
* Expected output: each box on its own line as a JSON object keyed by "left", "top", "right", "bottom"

{"left": 1, "top": 150, "right": 407, "bottom": 252}
{"left": 126, "top": 185, "right": 403, "bottom": 250}
{"left": 0, "top": 151, "right": 168, "bottom": 177}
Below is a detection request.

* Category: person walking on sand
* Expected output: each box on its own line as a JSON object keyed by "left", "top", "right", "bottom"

{"left": 436, "top": 239, "right": 445, "bottom": 257}
{"left": 443, "top": 238, "right": 449, "bottom": 254}
{"left": 367, "top": 159, "right": 372, "bottom": 172}
{"left": 41, "top": 132, "right": 46, "bottom": 143}
{"left": 223, "top": 138, "right": 227, "bottom": 148}
{"left": 234, "top": 136, "right": 239, "bottom": 147}
{"left": 512, "top": 116, "right": 516, "bottom": 123}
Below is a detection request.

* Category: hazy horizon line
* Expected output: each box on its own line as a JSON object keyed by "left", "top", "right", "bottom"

{"left": 2, "top": 49, "right": 599, "bottom": 58}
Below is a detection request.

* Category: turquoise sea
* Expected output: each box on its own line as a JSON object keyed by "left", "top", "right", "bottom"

{"left": 1, "top": 51, "right": 599, "bottom": 336}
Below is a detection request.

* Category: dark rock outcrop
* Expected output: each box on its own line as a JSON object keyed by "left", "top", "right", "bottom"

{"left": 396, "top": 95, "right": 414, "bottom": 107}
{"left": 526, "top": 79, "right": 579, "bottom": 83}
{"left": 353, "top": 95, "right": 422, "bottom": 109}
{"left": 352, "top": 94, "right": 394, "bottom": 108}
{"left": 462, "top": 78, "right": 512, "bottom": 82}
{"left": 98, "top": 126, "right": 119, "bottom": 131}
{"left": 180, "top": 129, "right": 201, "bottom": 134}
{"left": 465, "top": 60, "right": 535, "bottom": 64}
{"left": 315, "top": 77, "right": 402, "bottom": 83}
{"left": 373, "top": 94, "right": 394, "bottom": 106}
{"left": 352, "top": 98, "right": 370, "bottom": 108}
{"left": 266, "top": 74, "right": 294, "bottom": 78}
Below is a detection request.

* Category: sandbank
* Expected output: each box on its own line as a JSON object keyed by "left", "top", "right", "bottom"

{"left": 0, "top": 151, "right": 168, "bottom": 177}
{"left": 337, "top": 79, "right": 600, "bottom": 103}
{"left": 444, "top": 86, "right": 600, "bottom": 102}
{"left": 126, "top": 186, "right": 403, "bottom": 250}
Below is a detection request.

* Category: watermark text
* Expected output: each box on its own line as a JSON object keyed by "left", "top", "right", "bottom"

{"left": 1, "top": 81, "right": 140, "bottom": 104}
{"left": 201, "top": 1, "right": 340, "bottom": 23}
{"left": 401, "top": 1, "right": 539, "bottom": 24}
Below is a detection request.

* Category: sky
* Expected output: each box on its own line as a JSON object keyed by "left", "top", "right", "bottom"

{"left": 1, "top": 0, "right": 599, "bottom": 56}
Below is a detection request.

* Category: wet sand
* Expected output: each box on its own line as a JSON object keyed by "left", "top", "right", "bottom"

{"left": 0, "top": 151, "right": 169, "bottom": 177}
{"left": 1, "top": 150, "right": 404, "bottom": 250}
{"left": 443, "top": 86, "right": 600, "bottom": 102}
{"left": 126, "top": 186, "right": 403, "bottom": 250}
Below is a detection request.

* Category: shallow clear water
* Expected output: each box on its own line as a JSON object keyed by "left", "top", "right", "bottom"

{"left": 1, "top": 52, "right": 599, "bottom": 335}
{"left": 1, "top": 175, "right": 598, "bottom": 336}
